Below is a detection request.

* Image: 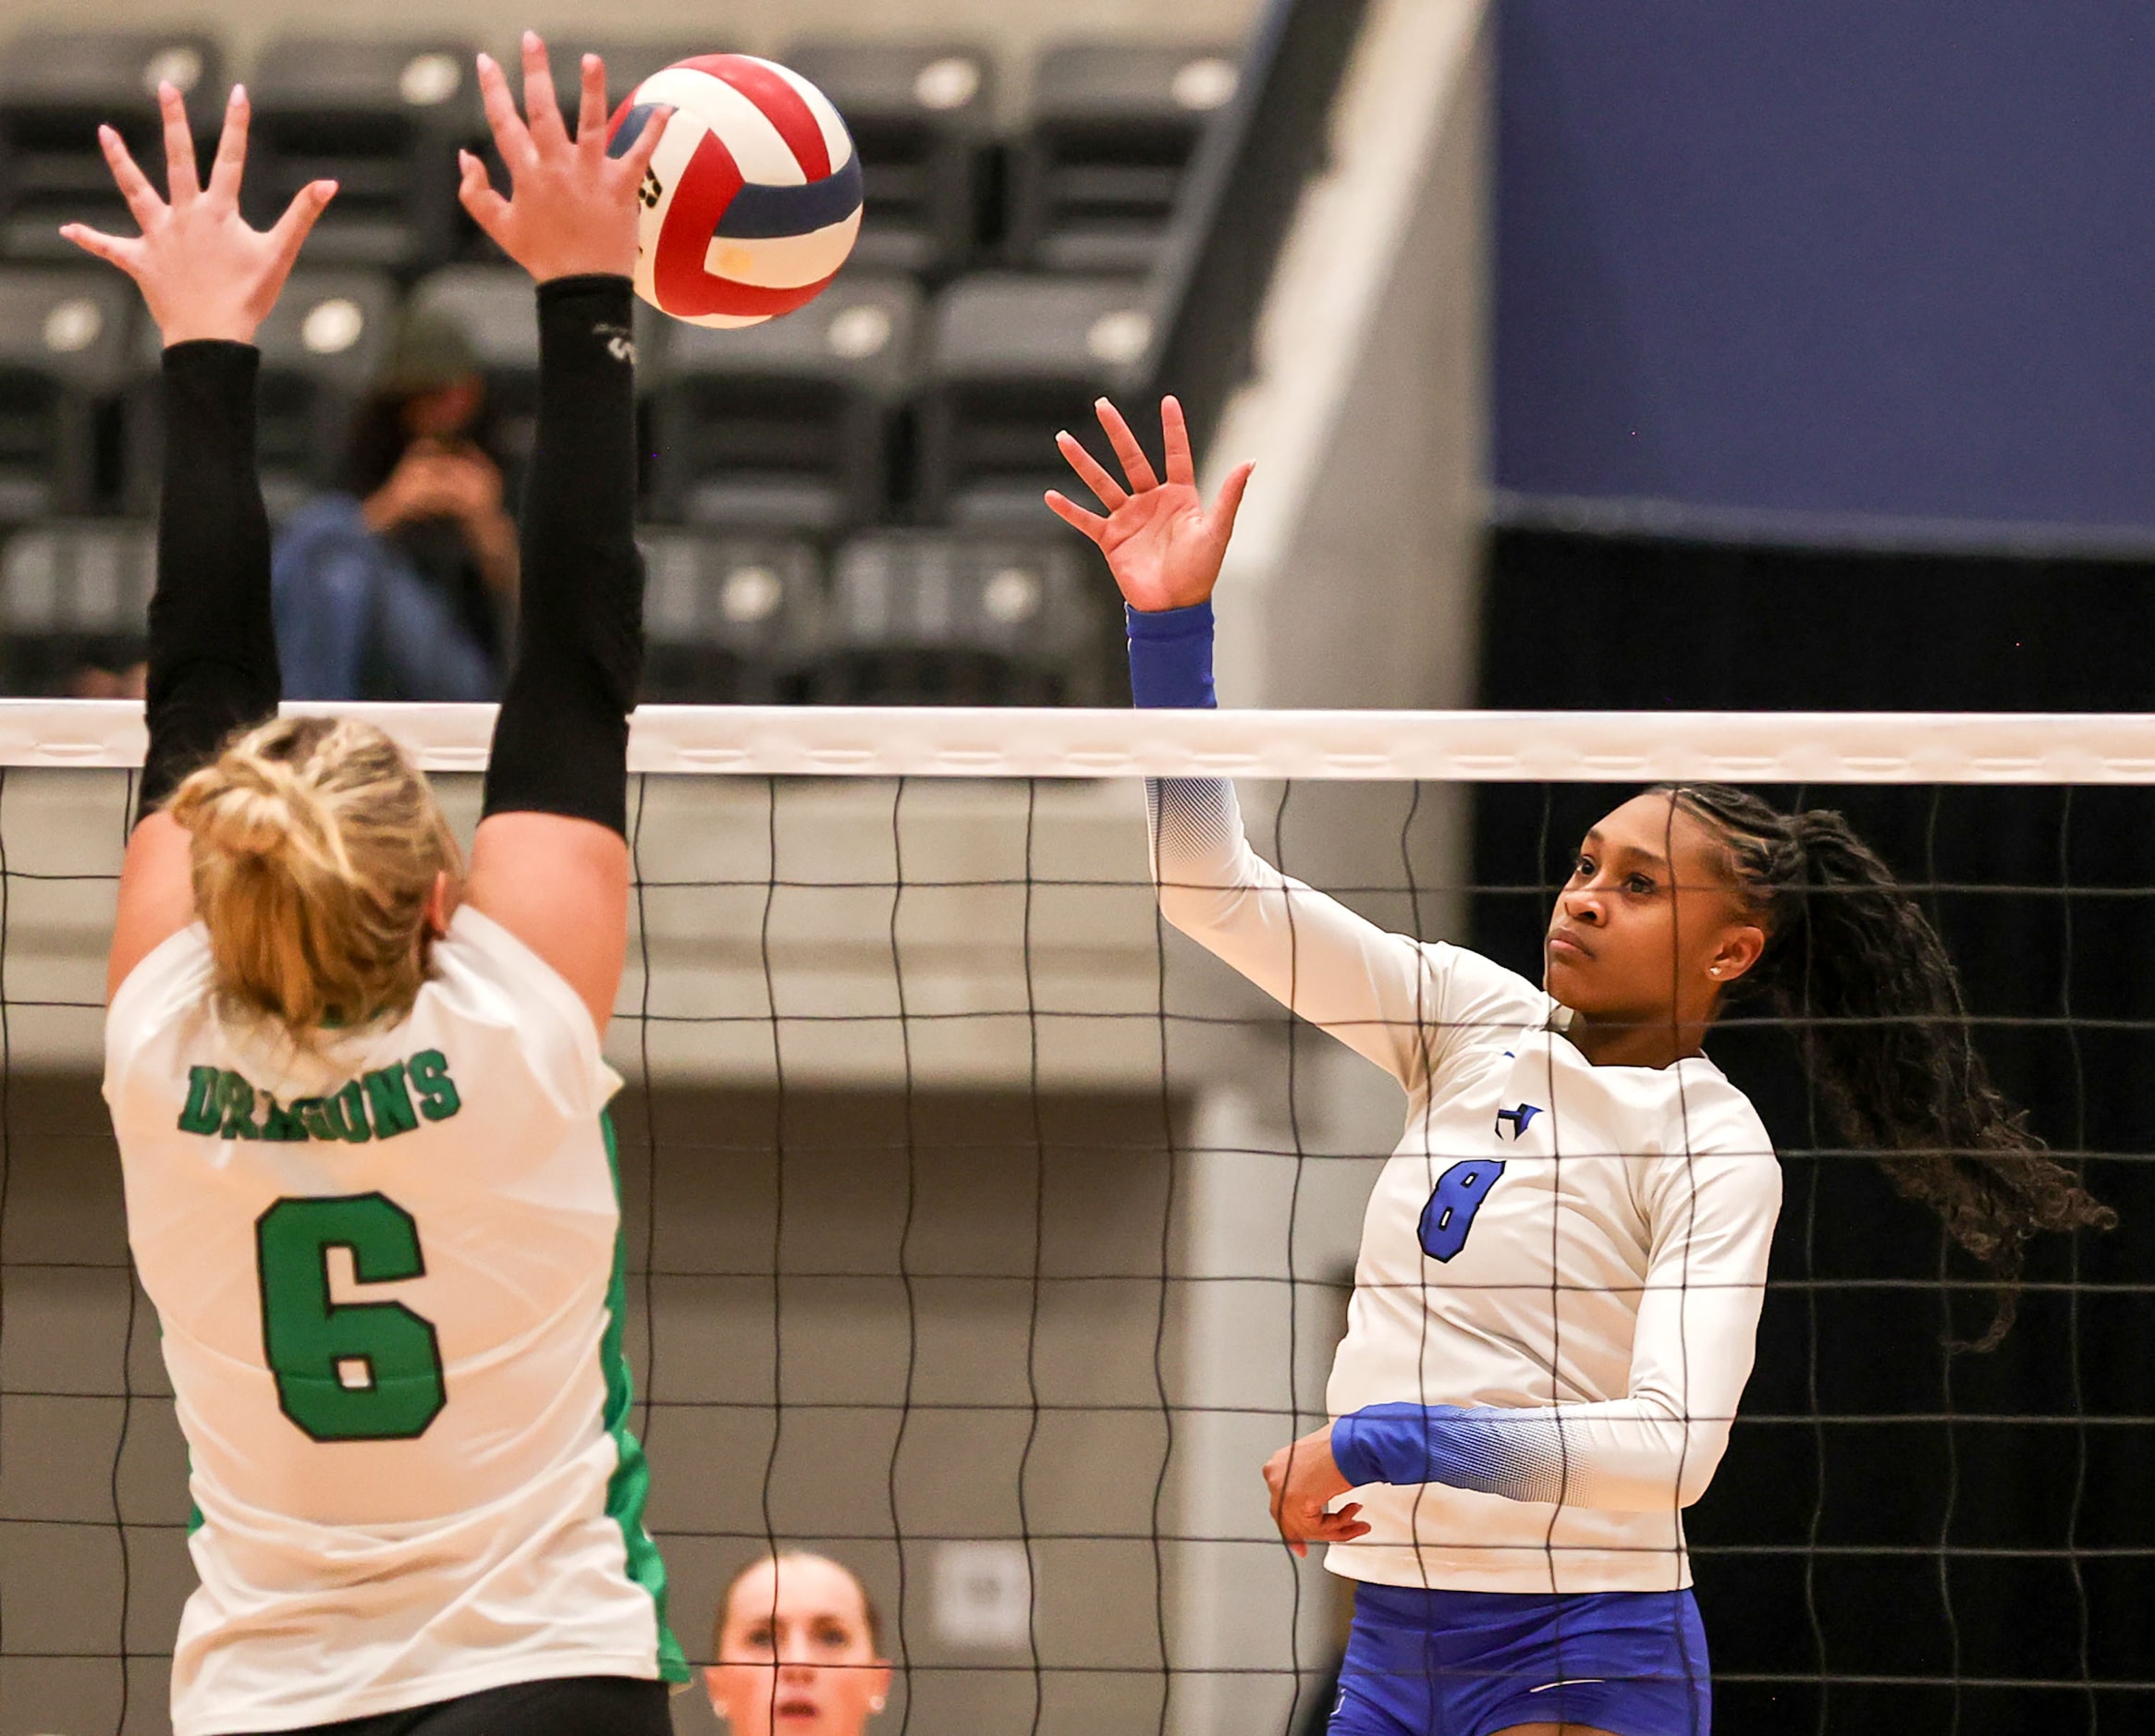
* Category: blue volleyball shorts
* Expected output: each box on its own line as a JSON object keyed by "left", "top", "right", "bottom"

{"left": 1326, "top": 1582, "right": 1712, "bottom": 1736}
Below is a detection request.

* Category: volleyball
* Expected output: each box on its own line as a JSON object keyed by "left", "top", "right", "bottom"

{"left": 606, "top": 55, "right": 862, "bottom": 329}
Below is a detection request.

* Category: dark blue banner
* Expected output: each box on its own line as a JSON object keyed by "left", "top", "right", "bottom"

{"left": 1496, "top": 2, "right": 2155, "bottom": 545}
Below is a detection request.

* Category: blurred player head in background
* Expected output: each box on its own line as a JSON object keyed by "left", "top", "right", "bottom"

{"left": 707, "top": 1551, "right": 892, "bottom": 1734}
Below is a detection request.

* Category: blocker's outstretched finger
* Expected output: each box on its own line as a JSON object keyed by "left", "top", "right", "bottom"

{"left": 204, "top": 85, "right": 252, "bottom": 205}
{"left": 617, "top": 104, "right": 671, "bottom": 179}
{"left": 456, "top": 149, "right": 512, "bottom": 246}
{"left": 158, "top": 81, "right": 202, "bottom": 204}
{"left": 57, "top": 221, "right": 140, "bottom": 273}
{"left": 98, "top": 125, "right": 165, "bottom": 232}
{"left": 520, "top": 31, "right": 569, "bottom": 146}
{"left": 263, "top": 178, "right": 339, "bottom": 284}
{"left": 474, "top": 53, "right": 537, "bottom": 171}
{"left": 576, "top": 54, "right": 608, "bottom": 149}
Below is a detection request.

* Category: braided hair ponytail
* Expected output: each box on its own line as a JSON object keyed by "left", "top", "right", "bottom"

{"left": 1660, "top": 784, "right": 2114, "bottom": 1351}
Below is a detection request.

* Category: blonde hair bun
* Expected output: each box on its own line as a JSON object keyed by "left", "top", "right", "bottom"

{"left": 168, "top": 716, "right": 462, "bottom": 1040}
{"left": 184, "top": 775, "right": 305, "bottom": 863}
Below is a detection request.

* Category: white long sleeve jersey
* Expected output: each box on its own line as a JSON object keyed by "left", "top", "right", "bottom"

{"left": 1151, "top": 777, "right": 1782, "bottom": 1594}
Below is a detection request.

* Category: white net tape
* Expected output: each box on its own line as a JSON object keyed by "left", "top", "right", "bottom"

{"left": 6, "top": 700, "right": 2155, "bottom": 781}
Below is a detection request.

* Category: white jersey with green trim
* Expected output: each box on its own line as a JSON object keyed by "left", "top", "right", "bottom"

{"left": 104, "top": 906, "right": 686, "bottom": 1736}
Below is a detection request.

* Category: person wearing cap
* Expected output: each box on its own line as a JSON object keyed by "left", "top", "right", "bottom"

{"left": 271, "top": 306, "right": 520, "bottom": 701}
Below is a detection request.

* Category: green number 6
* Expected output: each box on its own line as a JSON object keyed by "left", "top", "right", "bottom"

{"left": 256, "top": 1193, "right": 447, "bottom": 1441}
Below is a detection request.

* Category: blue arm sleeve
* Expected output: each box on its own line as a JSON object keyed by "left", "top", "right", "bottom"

{"left": 1332, "top": 1403, "right": 1571, "bottom": 1504}
{"left": 1127, "top": 600, "right": 1216, "bottom": 710}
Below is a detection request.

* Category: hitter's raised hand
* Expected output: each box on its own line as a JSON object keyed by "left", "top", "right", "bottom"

{"left": 458, "top": 32, "right": 670, "bottom": 284}
{"left": 59, "top": 82, "right": 336, "bottom": 347}
{"left": 1046, "top": 395, "right": 1255, "bottom": 614}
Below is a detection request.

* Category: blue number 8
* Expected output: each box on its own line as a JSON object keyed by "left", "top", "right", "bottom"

{"left": 1417, "top": 1159, "right": 1508, "bottom": 1263}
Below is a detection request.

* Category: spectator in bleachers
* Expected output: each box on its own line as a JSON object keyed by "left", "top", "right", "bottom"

{"left": 271, "top": 307, "right": 518, "bottom": 700}
{"left": 706, "top": 1551, "right": 891, "bottom": 1734}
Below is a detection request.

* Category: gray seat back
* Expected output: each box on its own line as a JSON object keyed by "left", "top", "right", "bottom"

{"left": 785, "top": 40, "right": 994, "bottom": 275}
{"left": 0, "top": 267, "right": 137, "bottom": 518}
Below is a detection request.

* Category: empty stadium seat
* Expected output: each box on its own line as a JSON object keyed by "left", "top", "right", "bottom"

{"left": 1010, "top": 43, "right": 1240, "bottom": 272}
{"left": 784, "top": 41, "right": 994, "bottom": 276}
{"left": 0, "top": 30, "right": 224, "bottom": 259}
{"left": 812, "top": 531, "right": 1107, "bottom": 704}
{"left": 255, "top": 271, "right": 400, "bottom": 508}
{"left": 0, "top": 519, "right": 153, "bottom": 693}
{"left": 915, "top": 274, "right": 1156, "bottom": 527}
{"left": 640, "top": 530, "right": 823, "bottom": 703}
{"left": 125, "top": 269, "right": 398, "bottom": 520}
{"left": 246, "top": 38, "right": 480, "bottom": 273}
{"left": 645, "top": 275, "right": 923, "bottom": 532}
{"left": 0, "top": 267, "right": 137, "bottom": 520}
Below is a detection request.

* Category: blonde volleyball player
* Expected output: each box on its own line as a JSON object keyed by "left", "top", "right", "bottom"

{"left": 1047, "top": 400, "right": 2112, "bottom": 1736}
{"left": 74, "top": 40, "right": 686, "bottom": 1736}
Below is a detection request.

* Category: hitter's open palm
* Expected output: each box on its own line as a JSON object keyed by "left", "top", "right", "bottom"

{"left": 60, "top": 81, "right": 335, "bottom": 346}
{"left": 1047, "top": 396, "right": 1254, "bottom": 614}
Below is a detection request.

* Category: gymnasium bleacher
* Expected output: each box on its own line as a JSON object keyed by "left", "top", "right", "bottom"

{"left": 0, "top": 27, "right": 1246, "bottom": 703}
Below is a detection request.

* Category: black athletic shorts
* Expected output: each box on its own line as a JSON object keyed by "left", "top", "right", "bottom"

{"left": 265, "top": 1675, "right": 673, "bottom": 1736}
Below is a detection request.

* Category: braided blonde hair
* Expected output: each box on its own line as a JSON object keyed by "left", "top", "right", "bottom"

{"left": 166, "top": 715, "right": 461, "bottom": 1042}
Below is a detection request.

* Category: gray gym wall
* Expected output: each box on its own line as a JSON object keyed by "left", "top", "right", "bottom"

{"left": 0, "top": 1074, "right": 1196, "bottom": 1735}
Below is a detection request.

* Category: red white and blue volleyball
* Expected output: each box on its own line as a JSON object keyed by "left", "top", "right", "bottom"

{"left": 607, "top": 55, "right": 862, "bottom": 329}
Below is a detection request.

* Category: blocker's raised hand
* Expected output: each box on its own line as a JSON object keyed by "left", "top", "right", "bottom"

{"left": 60, "top": 82, "right": 335, "bottom": 347}
{"left": 1047, "top": 396, "right": 1255, "bottom": 614}
{"left": 459, "top": 32, "right": 669, "bottom": 284}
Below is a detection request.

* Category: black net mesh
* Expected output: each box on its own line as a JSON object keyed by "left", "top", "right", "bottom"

{"left": 0, "top": 762, "right": 2147, "bottom": 1735}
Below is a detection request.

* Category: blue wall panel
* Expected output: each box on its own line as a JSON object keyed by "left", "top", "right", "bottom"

{"left": 1496, "top": 1, "right": 2155, "bottom": 540}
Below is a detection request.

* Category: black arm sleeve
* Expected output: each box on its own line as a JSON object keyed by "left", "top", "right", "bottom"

{"left": 137, "top": 340, "right": 282, "bottom": 820}
{"left": 480, "top": 274, "right": 645, "bottom": 837}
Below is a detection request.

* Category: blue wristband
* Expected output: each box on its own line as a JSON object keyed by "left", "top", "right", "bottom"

{"left": 1329, "top": 1409, "right": 1390, "bottom": 1486}
{"left": 1332, "top": 1403, "right": 1488, "bottom": 1488}
{"left": 1126, "top": 600, "right": 1217, "bottom": 710}
{"left": 1332, "top": 1402, "right": 1568, "bottom": 1504}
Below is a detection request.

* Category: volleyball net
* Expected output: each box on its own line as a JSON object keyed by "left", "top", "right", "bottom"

{"left": 0, "top": 703, "right": 2148, "bottom": 1735}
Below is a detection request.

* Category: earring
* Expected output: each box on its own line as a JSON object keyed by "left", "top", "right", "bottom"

{"left": 1708, "top": 965, "right": 1722, "bottom": 978}
{"left": 871, "top": 1696, "right": 888, "bottom": 1712}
